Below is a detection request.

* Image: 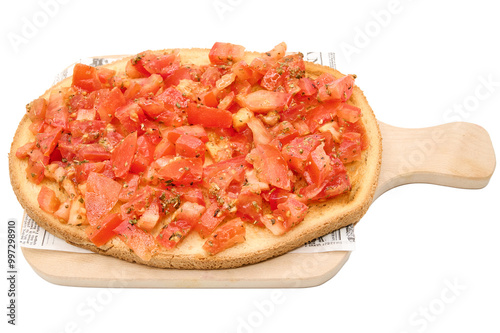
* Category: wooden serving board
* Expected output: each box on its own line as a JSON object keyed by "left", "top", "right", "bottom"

{"left": 21, "top": 121, "right": 496, "bottom": 288}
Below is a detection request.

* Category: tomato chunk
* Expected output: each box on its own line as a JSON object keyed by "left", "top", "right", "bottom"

{"left": 85, "top": 172, "right": 122, "bottom": 225}
{"left": 187, "top": 103, "right": 233, "bottom": 128}
{"left": 114, "top": 221, "right": 157, "bottom": 261}
{"left": 37, "top": 186, "right": 61, "bottom": 214}
{"left": 202, "top": 218, "right": 246, "bottom": 255}
{"left": 209, "top": 42, "right": 245, "bottom": 65}
{"left": 237, "top": 90, "right": 292, "bottom": 113}
{"left": 86, "top": 213, "right": 123, "bottom": 247}
{"left": 175, "top": 134, "right": 206, "bottom": 159}
{"left": 197, "top": 200, "right": 227, "bottom": 238}
{"left": 246, "top": 144, "right": 291, "bottom": 191}
{"left": 111, "top": 131, "right": 137, "bottom": 178}
{"left": 157, "top": 220, "right": 194, "bottom": 249}
{"left": 157, "top": 157, "right": 203, "bottom": 185}
{"left": 72, "top": 63, "right": 102, "bottom": 92}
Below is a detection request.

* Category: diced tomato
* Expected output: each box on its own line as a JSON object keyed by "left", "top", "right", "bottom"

{"left": 216, "top": 72, "right": 236, "bottom": 91}
{"left": 218, "top": 91, "right": 235, "bottom": 110}
{"left": 175, "top": 134, "right": 206, "bottom": 159}
{"left": 196, "top": 200, "right": 226, "bottom": 238}
{"left": 76, "top": 143, "right": 111, "bottom": 162}
{"left": 115, "top": 103, "right": 146, "bottom": 133}
{"left": 37, "top": 186, "right": 60, "bottom": 214}
{"left": 118, "top": 174, "right": 140, "bottom": 202}
{"left": 270, "top": 121, "right": 298, "bottom": 145}
{"left": 157, "top": 157, "right": 203, "bottom": 186}
{"left": 45, "top": 89, "right": 69, "bottom": 131}
{"left": 141, "top": 52, "right": 177, "bottom": 75}
{"left": 74, "top": 161, "right": 106, "bottom": 183}
{"left": 72, "top": 63, "right": 102, "bottom": 92}
{"left": 246, "top": 117, "right": 272, "bottom": 146}
{"left": 154, "top": 136, "right": 176, "bottom": 160}
{"left": 297, "top": 77, "right": 318, "bottom": 96}
{"left": 236, "top": 188, "right": 263, "bottom": 223}
{"left": 249, "top": 57, "right": 276, "bottom": 75}
{"left": 69, "top": 120, "right": 106, "bottom": 141}
{"left": 137, "top": 98, "right": 166, "bottom": 119}
{"left": 202, "top": 218, "right": 246, "bottom": 255}
{"left": 266, "top": 42, "right": 287, "bottom": 60}
{"left": 236, "top": 90, "right": 292, "bottom": 113}
{"left": 299, "top": 158, "right": 350, "bottom": 200}
{"left": 200, "top": 66, "right": 222, "bottom": 87}
{"left": 231, "top": 61, "right": 261, "bottom": 84}
{"left": 85, "top": 172, "right": 122, "bottom": 225}
{"left": 305, "top": 100, "right": 342, "bottom": 132}
{"left": 260, "top": 196, "right": 307, "bottom": 235}
{"left": 135, "top": 74, "right": 164, "bottom": 97}
{"left": 275, "top": 197, "right": 308, "bottom": 230}
{"left": 209, "top": 42, "right": 245, "bottom": 65}
{"left": 114, "top": 221, "right": 157, "bottom": 261}
{"left": 186, "top": 103, "right": 233, "bottom": 128}
{"left": 26, "top": 149, "right": 49, "bottom": 184}
{"left": 317, "top": 74, "right": 355, "bottom": 102}
{"left": 96, "top": 67, "right": 116, "bottom": 84}
{"left": 36, "top": 126, "right": 62, "bottom": 156}
{"left": 130, "top": 135, "right": 155, "bottom": 174}
{"left": 26, "top": 98, "right": 47, "bottom": 123}
{"left": 96, "top": 87, "right": 126, "bottom": 122}
{"left": 54, "top": 200, "right": 71, "bottom": 222}
{"left": 172, "top": 201, "right": 206, "bottom": 223}
{"left": 111, "top": 131, "right": 137, "bottom": 178}
{"left": 172, "top": 186, "right": 205, "bottom": 206}
{"left": 338, "top": 132, "right": 362, "bottom": 163}
{"left": 266, "top": 188, "right": 291, "bottom": 210}
{"left": 86, "top": 213, "right": 123, "bottom": 247}
{"left": 167, "top": 125, "right": 209, "bottom": 143}
{"left": 337, "top": 103, "right": 361, "bottom": 123}
{"left": 156, "top": 219, "right": 194, "bottom": 249}
{"left": 16, "top": 142, "right": 36, "bottom": 159}
{"left": 261, "top": 68, "right": 284, "bottom": 91}
{"left": 120, "top": 186, "right": 157, "bottom": 221}
{"left": 320, "top": 172, "right": 351, "bottom": 199}
{"left": 137, "top": 200, "right": 160, "bottom": 231}
{"left": 282, "top": 134, "right": 323, "bottom": 173}
{"left": 203, "top": 155, "right": 249, "bottom": 192}
{"left": 246, "top": 144, "right": 291, "bottom": 191}
{"left": 304, "top": 143, "right": 332, "bottom": 185}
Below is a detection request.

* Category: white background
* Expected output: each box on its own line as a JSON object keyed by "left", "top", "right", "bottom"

{"left": 1, "top": 0, "right": 499, "bottom": 332}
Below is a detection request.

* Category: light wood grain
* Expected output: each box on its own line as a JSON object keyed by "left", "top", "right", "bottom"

{"left": 21, "top": 121, "right": 496, "bottom": 288}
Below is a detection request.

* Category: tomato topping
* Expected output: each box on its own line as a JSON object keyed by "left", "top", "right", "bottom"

{"left": 187, "top": 103, "right": 233, "bottom": 128}
{"left": 246, "top": 144, "right": 291, "bottom": 191}
{"left": 156, "top": 157, "right": 203, "bottom": 186}
{"left": 157, "top": 219, "right": 193, "bottom": 249}
{"left": 111, "top": 131, "right": 137, "bottom": 178}
{"left": 236, "top": 90, "right": 292, "bottom": 113}
{"left": 19, "top": 42, "right": 369, "bottom": 259}
{"left": 175, "top": 134, "right": 206, "bottom": 160}
{"left": 37, "top": 186, "right": 61, "bottom": 214}
{"left": 202, "top": 218, "right": 246, "bottom": 255}
{"left": 72, "top": 64, "right": 102, "bottom": 92}
{"left": 84, "top": 172, "right": 122, "bottom": 226}
{"left": 209, "top": 42, "right": 245, "bottom": 65}
{"left": 113, "top": 221, "right": 157, "bottom": 261}
{"left": 86, "top": 213, "right": 124, "bottom": 247}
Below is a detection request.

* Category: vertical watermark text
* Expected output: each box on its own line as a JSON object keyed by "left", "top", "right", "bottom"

{"left": 6, "top": 219, "right": 17, "bottom": 325}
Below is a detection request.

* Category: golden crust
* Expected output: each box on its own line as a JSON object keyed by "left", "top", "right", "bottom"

{"left": 9, "top": 48, "right": 382, "bottom": 269}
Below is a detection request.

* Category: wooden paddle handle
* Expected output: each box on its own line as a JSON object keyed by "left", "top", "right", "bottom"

{"left": 374, "top": 122, "right": 496, "bottom": 199}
